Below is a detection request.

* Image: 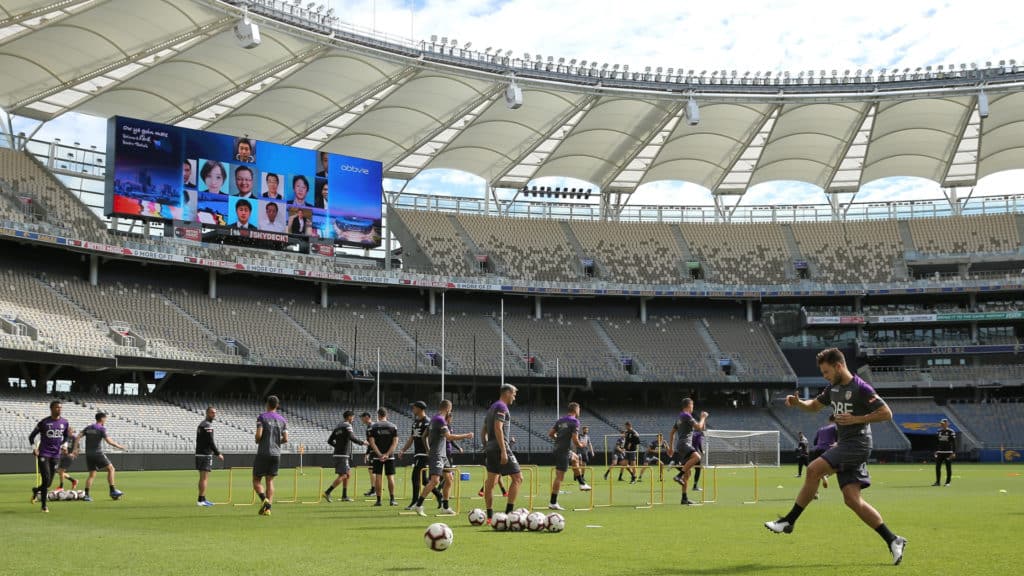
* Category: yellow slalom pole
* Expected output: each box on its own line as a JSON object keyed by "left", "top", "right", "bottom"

{"left": 635, "top": 465, "right": 655, "bottom": 509}
{"left": 211, "top": 465, "right": 232, "bottom": 505}
{"left": 275, "top": 467, "right": 300, "bottom": 504}
{"left": 301, "top": 467, "right": 324, "bottom": 504}
{"left": 572, "top": 467, "right": 596, "bottom": 512}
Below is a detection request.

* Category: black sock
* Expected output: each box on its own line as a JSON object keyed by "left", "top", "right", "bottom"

{"left": 875, "top": 523, "right": 896, "bottom": 545}
{"left": 783, "top": 502, "right": 804, "bottom": 524}
{"left": 198, "top": 496, "right": 204, "bottom": 502}
{"left": 415, "top": 496, "right": 425, "bottom": 507}
{"left": 109, "top": 484, "right": 116, "bottom": 491}
{"left": 550, "top": 493, "right": 558, "bottom": 505}
{"left": 442, "top": 499, "right": 449, "bottom": 509}
{"left": 505, "top": 503, "right": 514, "bottom": 514}
{"left": 85, "top": 488, "right": 90, "bottom": 495}
{"left": 486, "top": 508, "right": 493, "bottom": 519}
{"left": 257, "top": 492, "right": 266, "bottom": 502}
{"left": 341, "top": 486, "right": 347, "bottom": 498}
{"left": 325, "top": 486, "right": 334, "bottom": 495}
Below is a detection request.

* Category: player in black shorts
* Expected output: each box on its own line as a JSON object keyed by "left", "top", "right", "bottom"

{"left": 398, "top": 401, "right": 433, "bottom": 510}
{"left": 933, "top": 418, "right": 956, "bottom": 486}
{"left": 56, "top": 427, "right": 78, "bottom": 493}
{"left": 795, "top": 432, "right": 809, "bottom": 477}
{"left": 195, "top": 406, "right": 223, "bottom": 507}
{"left": 622, "top": 422, "right": 641, "bottom": 483}
{"left": 324, "top": 410, "right": 364, "bottom": 502}
{"left": 765, "top": 348, "right": 907, "bottom": 566}
{"left": 359, "top": 412, "right": 376, "bottom": 497}
{"left": 367, "top": 408, "right": 399, "bottom": 506}
{"left": 481, "top": 384, "right": 523, "bottom": 519}
{"left": 75, "top": 412, "right": 127, "bottom": 502}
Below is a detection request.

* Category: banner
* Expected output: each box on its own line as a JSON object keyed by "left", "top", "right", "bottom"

{"left": 937, "top": 311, "right": 1024, "bottom": 321}
{"left": 892, "top": 414, "right": 959, "bottom": 435}
{"left": 868, "top": 314, "right": 937, "bottom": 324}
{"left": 862, "top": 344, "right": 1021, "bottom": 357}
{"left": 805, "top": 315, "right": 865, "bottom": 325}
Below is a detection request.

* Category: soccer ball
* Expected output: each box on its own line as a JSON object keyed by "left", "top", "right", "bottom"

{"left": 46, "top": 491, "right": 58, "bottom": 501}
{"left": 526, "top": 511, "right": 547, "bottom": 532}
{"left": 507, "top": 512, "right": 525, "bottom": 532}
{"left": 467, "top": 508, "right": 486, "bottom": 526}
{"left": 66, "top": 490, "right": 78, "bottom": 501}
{"left": 491, "top": 512, "right": 509, "bottom": 531}
{"left": 57, "top": 490, "right": 71, "bottom": 501}
{"left": 423, "top": 523, "right": 453, "bottom": 552}
{"left": 75, "top": 490, "right": 87, "bottom": 500}
{"left": 514, "top": 507, "right": 530, "bottom": 517}
{"left": 546, "top": 512, "right": 565, "bottom": 533}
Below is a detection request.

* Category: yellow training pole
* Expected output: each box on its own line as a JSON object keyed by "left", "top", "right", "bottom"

{"left": 231, "top": 467, "right": 257, "bottom": 507}
{"left": 301, "top": 467, "right": 324, "bottom": 504}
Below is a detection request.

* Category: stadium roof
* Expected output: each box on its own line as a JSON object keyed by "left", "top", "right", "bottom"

{"left": 4, "top": 0, "right": 1024, "bottom": 197}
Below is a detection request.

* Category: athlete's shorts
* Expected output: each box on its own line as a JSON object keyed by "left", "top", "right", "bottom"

{"left": 428, "top": 455, "right": 451, "bottom": 478}
{"left": 810, "top": 448, "right": 827, "bottom": 461}
{"left": 553, "top": 450, "right": 572, "bottom": 472}
{"left": 86, "top": 454, "right": 112, "bottom": 471}
{"left": 578, "top": 451, "right": 591, "bottom": 465}
{"left": 371, "top": 458, "right": 396, "bottom": 476}
{"left": 333, "top": 455, "right": 350, "bottom": 476}
{"left": 485, "top": 446, "right": 521, "bottom": 476}
{"left": 58, "top": 454, "right": 75, "bottom": 470}
{"left": 412, "top": 455, "right": 429, "bottom": 469}
{"left": 252, "top": 454, "right": 280, "bottom": 478}
{"left": 670, "top": 445, "right": 697, "bottom": 466}
{"left": 820, "top": 444, "right": 871, "bottom": 489}
{"left": 623, "top": 451, "right": 638, "bottom": 464}
{"left": 195, "top": 455, "right": 214, "bottom": 472}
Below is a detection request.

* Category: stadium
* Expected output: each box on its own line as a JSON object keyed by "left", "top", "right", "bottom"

{"left": 1, "top": 0, "right": 1022, "bottom": 574}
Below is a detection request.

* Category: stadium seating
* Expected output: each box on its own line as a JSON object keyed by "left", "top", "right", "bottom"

{"left": 703, "top": 318, "right": 796, "bottom": 382}
{"left": 908, "top": 214, "right": 1021, "bottom": 254}
{"left": 946, "top": 400, "right": 1024, "bottom": 448}
{"left": 570, "top": 220, "right": 686, "bottom": 284}
{"left": 500, "top": 310, "right": 624, "bottom": 380}
{"left": 455, "top": 213, "right": 580, "bottom": 282}
{"left": 679, "top": 222, "right": 791, "bottom": 285}
{"left": 597, "top": 314, "right": 724, "bottom": 382}
{"left": 791, "top": 219, "right": 903, "bottom": 284}
{"left": 390, "top": 209, "right": 477, "bottom": 276}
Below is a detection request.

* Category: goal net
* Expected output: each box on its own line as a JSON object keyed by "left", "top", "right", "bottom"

{"left": 704, "top": 430, "right": 780, "bottom": 468}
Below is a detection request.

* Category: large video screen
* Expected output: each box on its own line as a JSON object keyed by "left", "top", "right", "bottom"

{"left": 105, "top": 116, "right": 383, "bottom": 247}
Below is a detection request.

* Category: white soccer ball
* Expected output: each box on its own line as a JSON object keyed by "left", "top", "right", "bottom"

{"left": 424, "top": 522, "right": 453, "bottom": 552}
{"left": 507, "top": 512, "right": 525, "bottom": 532}
{"left": 59, "top": 490, "right": 72, "bottom": 501}
{"left": 546, "top": 512, "right": 565, "bottom": 532}
{"left": 46, "top": 491, "right": 58, "bottom": 501}
{"left": 514, "top": 507, "right": 530, "bottom": 517}
{"left": 526, "top": 511, "right": 548, "bottom": 532}
{"left": 491, "top": 512, "right": 509, "bottom": 531}
{"left": 467, "top": 508, "right": 486, "bottom": 526}
{"left": 76, "top": 490, "right": 87, "bottom": 500}
{"left": 66, "top": 490, "right": 78, "bottom": 501}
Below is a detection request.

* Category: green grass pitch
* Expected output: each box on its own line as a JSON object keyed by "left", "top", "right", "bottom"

{"left": 3, "top": 463, "right": 1021, "bottom": 575}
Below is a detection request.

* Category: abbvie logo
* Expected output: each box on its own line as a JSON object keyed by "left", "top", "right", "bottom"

{"left": 339, "top": 164, "right": 370, "bottom": 175}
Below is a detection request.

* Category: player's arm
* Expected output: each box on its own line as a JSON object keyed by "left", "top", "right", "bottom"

{"left": 71, "top": 430, "right": 85, "bottom": 456}
{"left": 572, "top": 431, "right": 583, "bottom": 449}
{"left": 950, "top": 431, "right": 957, "bottom": 458}
{"left": 547, "top": 426, "right": 557, "bottom": 440}
{"left": 494, "top": 420, "right": 508, "bottom": 463}
{"left": 445, "top": 428, "right": 474, "bottom": 441}
{"left": 327, "top": 430, "right": 339, "bottom": 447}
{"left": 28, "top": 423, "right": 40, "bottom": 449}
{"left": 255, "top": 420, "right": 263, "bottom": 445}
{"left": 104, "top": 435, "right": 127, "bottom": 451}
{"left": 384, "top": 436, "right": 397, "bottom": 459}
{"left": 398, "top": 433, "right": 414, "bottom": 457}
{"left": 785, "top": 395, "right": 826, "bottom": 412}
{"left": 368, "top": 437, "right": 382, "bottom": 459}
{"left": 280, "top": 428, "right": 288, "bottom": 444}
{"left": 694, "top": 411, "right": 709, "bottom": 432}
{"left": 667, "top": 426, "right": 677, "bottom": 457}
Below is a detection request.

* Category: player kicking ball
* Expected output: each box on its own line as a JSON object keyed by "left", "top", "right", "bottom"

{"left": 765, "top": 348, "right": 907, "bottom": 566}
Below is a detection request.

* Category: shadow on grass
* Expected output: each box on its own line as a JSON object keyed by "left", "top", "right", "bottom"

{"left": 648, "top": 563, "right": 875, "bottom": 575}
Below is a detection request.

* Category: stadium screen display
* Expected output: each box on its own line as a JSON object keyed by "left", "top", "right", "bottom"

{"left": 105, "top": 116, "right": 383, "bottom": 247}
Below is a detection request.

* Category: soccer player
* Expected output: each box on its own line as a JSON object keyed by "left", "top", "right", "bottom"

{"left": 795, "top": 432, "right": 810, "bottom": 477}
{"left": 667, "top": 398, "right": 707, "bottom": 505}
{"left": 622, "top": 421, "right": 642, "bottom": 483}
{"left": 413, "top": 400, "right": 474, "bottom": 516}
{"left": 933, "top": 418, "right": 956, "bottom": 487}
{"left": 324, "top": 410, "right": 365, "bottom": 502}
{"left": 195, "top": 406, "right": 224, "bottom": 507}
{"left": 253, "top": 395, "right": 288, "bottom": 516}
{"left": 765, "top": 348, "right": 907, "bottom": 566}
{"left": 811, "top": 414, "right": 837, "bottom": 495}
{"left": 691, "top": 428, "right": 705, "bottom": 491}
{"left": 56, "top": 426, "right": 78, "bottom": 493}
{"left": 577, "top": 425, "right": 595, "bottom": 469}
{"left": 29, "top": 400, "right": 71, "bottom": 512}
{"left": 367, "top": 408, "right": 399, "bottom": 506}
{"left": 639, "top": 434, "right": 669, "bottom": 481}
{"left": 481, "top": 384, "right": 523, "bottom": 520}
{"left": 397, "top": 401, "right": 430, "bottom": 510}
{"left": 359, "top": 411, "right": 377, "bottom": 497}
{"left": 548, "top": 402, "right": 590, "bottom": 510}
{"left": 603, "top": 433, "right": 626, "bottom": 481}
{"left": 74, "top": 412, "right": 127, "bottom": 502}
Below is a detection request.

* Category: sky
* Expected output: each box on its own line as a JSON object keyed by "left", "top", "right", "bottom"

{"left": 14, "top": 0, "right": 1024, "bottom": 209}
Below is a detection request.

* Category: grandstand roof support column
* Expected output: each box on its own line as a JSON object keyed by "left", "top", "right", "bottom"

{"left": 88, "top": 254, "right": 98, "bottom": 287}
{"left": 534, "top": 295, "right": 542, "bottom": 320}
{"left": 746, "top": 300, "right": 754, "bottom": 322}
{"left": 208, "top": 269, "right": 217, "bottom": 300}
{"left": 320, "top": 283, "right": 328, "bottom": 309}
{"left": 943, "top": 187, "right": 963, "bottom": 216}
{"left": 429, "top": 289, "right": 437, "bottom": 315}
{"left": 640, "top": 297, "right": 648, "bottom": 324}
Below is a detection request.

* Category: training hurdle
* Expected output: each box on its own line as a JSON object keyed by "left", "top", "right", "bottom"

{"left": 698, "top": 465, "right": 760, "bottom": 504}
{"left": 220, "top": 467, "right": 325, "bottom": 506}
{"left": 224, "top": 467, "right": 256, "bottom": 507}
{"left": 355, "top": 461, "right": 409, "bottom": 501}
{"left": 593, "top": 465, "right": 660, "bottom": 509}
{"left": 463, "top": 463, "right": 538, "bottom": 510}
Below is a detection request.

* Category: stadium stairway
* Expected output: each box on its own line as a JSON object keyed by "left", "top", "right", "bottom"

{"left": 588, "top": 318, "right": 642, "bottom": 381}
{"left": 898, "top": 220, "right": 916, "bottom": 252}
{"left": 1017, "top": 213, "right": 1024, "bottom": 245}
{"left": 558, "top": 221, "right": 587, "bottom": 275}
{"left": 670, "top": 224, "right": 696, "bottom": 263}
{"left": 583, "top": 405, "right": 622, "bottom": 435}
{"left": 381, "top": 310, "right": 438, "bottom": 373}
{"left": 695, "top": 319, "right": 736, "bottom": 381}
{"left": 780, "top": 224, "right": 805, "bottom": 280}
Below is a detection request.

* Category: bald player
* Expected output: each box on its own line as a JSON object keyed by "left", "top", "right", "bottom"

{"left": 324, "top": 410, "right": 364, "bottom": 502}
{"left": 253, "top": 395, "right": 288, "bottom": 516}
{"left": 667, "top": 397, "right": 707, "bottom": 506}
{"left": 548, "top": 402, "right": 588, "bottom": 510}
{"left": 481, "top": 384, "right": 523, "bottom": 521}
{"left": 413, "top": 400, "right": 473, "bottom": 516}
{"left": 765, "top": 348, "right": 907, "bottom": 566}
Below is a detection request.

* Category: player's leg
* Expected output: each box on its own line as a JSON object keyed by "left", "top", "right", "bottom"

{"left": 37, "top": 458, "right": 55, "bottom": 511}
{"left": 765, "top": 456, "right": 834, "bottom": 533}
{"left": 106, "top": 462, "right": 121, "bottom": 498}
{"left": 692, "top": 462, "right": 702, "bottom": 490}
{"left": 252, "top": 474, "right": 264, "bottom": 501}
{"left": 505, "top": 472, "right": 523, "bottom": 512}
{"left": 409, "top": 460, "right": 424, "bottom": 507}
{"left": 198, "top": 469, "right": 209, "bottom": 503}
{"left": 85, "top": 469, "right": 98, "bottom": 500}
{"left": 371, "top": 460, "right": 383, "bottom": 504}
{"left": 414, "top": 473, "right": 440, "bottom": 515}
{"left": 483, "top": 471, "right": 498, "bottom": 516}
{"left": 386, "top": 468, "right": 396, "bottom": 505}
{"left": 944, "top": 455, "right": 952, "bottom": 485}
{"left": 933, "top": 455, "right": 942, "bottom": 486}
{"left": 840, "top": 481, "right": 906, "bottom": 563}
{"left": 265, "top": 474, "right": 275, "bottom": 505}
{"left": 550, "top": 468, "right": 566, "bottom": 508}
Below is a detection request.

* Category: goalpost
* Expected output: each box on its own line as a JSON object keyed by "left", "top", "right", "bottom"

{"left": 700, "top": 430, "right": 780, "bottom": 504}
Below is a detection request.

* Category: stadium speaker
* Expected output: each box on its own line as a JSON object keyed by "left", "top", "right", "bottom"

{"left": 978, "top": 89, "right": 989, "bottom": 119}
{"left": 685, "top": 97, "right": 700, "bottom": 126}
{"left": 505, "top": 79, "right": 523, "bottom": 110}
{"left": 234, "top": 18, "right": 262, "bottom": 49}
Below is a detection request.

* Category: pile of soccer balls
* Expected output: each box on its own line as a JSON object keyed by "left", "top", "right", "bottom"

{"left": 470, "top": 507, "right": 565, "bottom": 533}
{"left": 46, "top": 490, "right": 87, "bottom": 501}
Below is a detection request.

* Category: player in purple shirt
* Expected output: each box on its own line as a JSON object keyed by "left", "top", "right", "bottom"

{"left": 690, "top": 430, "right": 705, "bottom": 491}
{"left": 253, "top": 395, "right": 288, "bottom": 516}
{"left": 481, "top": 383, "right": 523, "bottom": 520}
{"left": 811, "top": 414, "right": 837, "bottom": 495}
{"left": 74, "top": 412, "right": 127, "bottom": 501}
{"left": 412, "top": 400, "right": 473, "bottom": 516}
{"left": 765, "top": 348, "right": 907, "bottom": 566}
{"left": 29, "top": 400, "right": 70, "bottom": 512}
{"left": 667, "top": 398, "right": 708, "bottom": 505}
{"left": 547, "top": 402, "right": 588, "bottom": 510}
